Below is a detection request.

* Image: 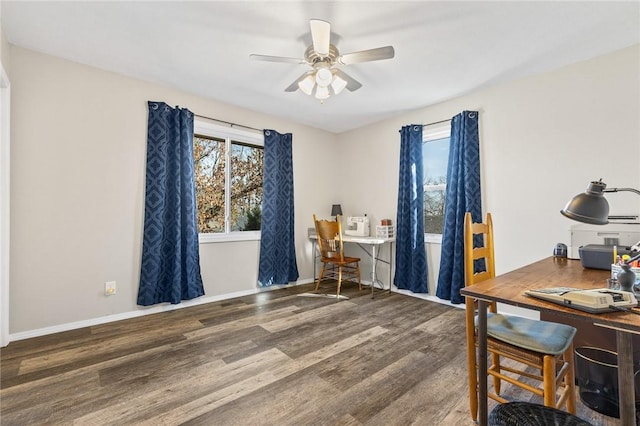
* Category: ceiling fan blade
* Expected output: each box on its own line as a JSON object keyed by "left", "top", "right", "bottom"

{"left": 337, "top": 46, "right": 395, "bottom": 65}
{"left": 310, "top": 19, "right": 331, "bottom": 56}
{"left": 250, "top": 54, "right": 306, "bottom": 65}
{"left": 285, "top": 72, "right": 312, "bottom": 92}
{"left": 334, "top": 69, "right": 362, "bottom": 92}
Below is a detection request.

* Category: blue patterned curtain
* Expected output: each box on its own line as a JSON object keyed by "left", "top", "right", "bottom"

{"left": 394, "top": 125, "right": 428, "bottom": 293}
{"left": 436, "top": 111, "right": 481, "bottom": 304}
{"left": 138, "top": 101, "right": 204, "bottom": 306}
{"left": 258, "top": 129, "right": 299, "bottom": 286}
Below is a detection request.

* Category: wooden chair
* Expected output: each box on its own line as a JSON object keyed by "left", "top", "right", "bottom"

{"left": 313, "top": 214, "right": 361, "bottom": 298}
{"left": 464, "top": 212, "right": 577, "bottom": 421}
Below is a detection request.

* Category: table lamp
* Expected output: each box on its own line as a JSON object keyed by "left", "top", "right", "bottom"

{"left": 560, "top": 179, "right": 640, "bottom": 225}
{"left": 331, "top": 204, "right": 342, "bottom": 219}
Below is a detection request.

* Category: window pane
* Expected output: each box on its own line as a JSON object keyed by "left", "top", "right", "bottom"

{"left": 423, "top": 137, "right": 450, "bottom": 234}
{"left": 424, "top": 189, "right": 446, "bottom": 234}
{"left": 194, "top": 135, "right": 226, "bottom": 233}
{"left": 230, "top": 141, "right": 264, "bottom": 231}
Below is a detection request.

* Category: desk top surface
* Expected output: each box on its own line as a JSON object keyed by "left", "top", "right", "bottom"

{"left": 342, "top": 235, "right": 395, "bottom": 244}
{"left": 460, "top": 257, "right": 640, "bottom": 333}
{"left": 309, "top": 234, "right": 395, "bottom": 244}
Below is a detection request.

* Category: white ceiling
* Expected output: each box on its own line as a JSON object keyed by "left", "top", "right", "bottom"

{"left": 2, "top": 1, "right": 639, "bottom": 133}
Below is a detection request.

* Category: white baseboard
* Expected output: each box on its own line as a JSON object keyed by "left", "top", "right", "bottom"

{"left": 9, "top": 279, "right": 316, "bottom": 343}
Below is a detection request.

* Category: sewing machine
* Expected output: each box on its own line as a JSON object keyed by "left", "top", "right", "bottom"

{"left": 345, "top": 216, "right": 370, "bottom": 237}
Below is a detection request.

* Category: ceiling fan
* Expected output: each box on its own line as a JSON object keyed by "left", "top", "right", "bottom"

{"left": 250, "top": 19, "right": 395, "bottom": 101}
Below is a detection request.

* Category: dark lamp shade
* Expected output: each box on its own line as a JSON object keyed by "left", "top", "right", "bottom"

{"left": 560, "top": 181, "right": 610, "bottom": 225}
{"left": 331, "top": 204, "right": 343, "bottom": 216}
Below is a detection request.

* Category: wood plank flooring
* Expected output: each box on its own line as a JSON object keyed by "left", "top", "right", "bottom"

{"left": 0, "top": 282, "right": 620, "bottom": 425}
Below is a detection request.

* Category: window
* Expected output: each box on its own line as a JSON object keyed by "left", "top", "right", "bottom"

{"left": 193, "top": 120, "right": 264, "bottom": 242}
{"left": 423, "top": 123, "right": 451, "bottom": 238}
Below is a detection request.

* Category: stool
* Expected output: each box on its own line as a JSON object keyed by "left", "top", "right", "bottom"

{"left": 489, "top": 402, "right": 593, "bottom": 426}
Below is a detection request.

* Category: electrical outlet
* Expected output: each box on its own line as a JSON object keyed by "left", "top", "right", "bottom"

{"left": 105, "top": 281, "right": 116, "bottom": 296}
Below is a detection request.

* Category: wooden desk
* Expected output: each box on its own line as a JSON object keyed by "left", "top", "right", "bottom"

{"left": 460, "top": 257, "right": 640, "bottom": 426}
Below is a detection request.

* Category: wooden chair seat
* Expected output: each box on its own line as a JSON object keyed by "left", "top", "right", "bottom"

{"left": 483, "top": 313, "right": 576, "bottom": 355}
{"left": 321, "top": 255, "right": 361, "bottom": 265}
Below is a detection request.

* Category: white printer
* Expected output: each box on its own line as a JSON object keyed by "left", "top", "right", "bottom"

{"left": 345, "top": 216, "right": 370, "bottom": 236}
{"left": 569, "top": 222, "right": 640, "bottom": 260}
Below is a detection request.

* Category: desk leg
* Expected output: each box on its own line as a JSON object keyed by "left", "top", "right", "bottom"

{"left": 371, "top": 245, "right": 377, "bottom": 298}
{"left": 617, "top": 330, "right": 636, "bottom": 426}
{"left": 477, "top": 299, "right": 488, "bottom": 426}
{"left": 389, "top": 242, "right": 393, "bottom": 293}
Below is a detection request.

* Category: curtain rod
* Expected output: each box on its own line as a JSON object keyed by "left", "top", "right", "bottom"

{"left": 423, "top": 118, "right": 451, "bottom": 127}
{"left": 193, "top": 113, "right": 263, "bottom": 133}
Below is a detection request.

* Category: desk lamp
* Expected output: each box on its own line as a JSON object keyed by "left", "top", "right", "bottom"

{"left": 560, "top": 179, "right": 640, "bottom": 225}
{"left": 331, "top": 204, "right": 342, "bottom": 220}
{"left": 561, "top": 179, "right": 640, "bottom": 270}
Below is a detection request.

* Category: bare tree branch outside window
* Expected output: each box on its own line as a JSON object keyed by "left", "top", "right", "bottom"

{"left": 194, "top": 135, "right": 264, "bottom": 233}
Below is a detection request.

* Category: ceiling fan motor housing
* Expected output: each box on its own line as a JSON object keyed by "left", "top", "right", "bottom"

{"left": 305, "top": 44, "right": 340, "bottom": 65}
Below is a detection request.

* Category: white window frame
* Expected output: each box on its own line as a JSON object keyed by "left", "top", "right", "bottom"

{"left": 194, "top": 119, "right": 264, "bottom": 243}
{"left": 423, "top": 122, "right": 451, "bottom": 244}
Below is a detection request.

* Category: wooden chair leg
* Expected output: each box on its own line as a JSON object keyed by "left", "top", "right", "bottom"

{"left": 564, "top": 343, "right": 577, "bottom": 414}
{"left": 492, "top": 352, "right": 502, "bottom": 395}
{"left": 315, "top": 263, "right": 326, "bottom": 291}
{"left": 467, "top": 350, "right": 479, "bottom": 421}
{"left": 465, "top": 299, "right": 478, "bottom": 421}
{"left": 542, "top": 355, "right": 556, "bottom": 408}
{"left": 337, "top": 266, "right": 343, "bottom": 297}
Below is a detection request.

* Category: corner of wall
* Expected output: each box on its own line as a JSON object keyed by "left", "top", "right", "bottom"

{"left": 0, "top": 9, "right": 11, "bottom": 77}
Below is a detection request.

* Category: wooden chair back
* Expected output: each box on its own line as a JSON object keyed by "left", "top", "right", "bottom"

{"left": 464, "top": 212, "right": 496, "bottom": 286}
{"left": 464, "top": 212, "right": 497, "bottom": 316}
{"left": 314, "top": 214, "right": 345, "bottom": 262}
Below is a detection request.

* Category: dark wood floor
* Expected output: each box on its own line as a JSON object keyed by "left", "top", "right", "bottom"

{"left": 1, "top": 282, "right": 619, "bottom": 425}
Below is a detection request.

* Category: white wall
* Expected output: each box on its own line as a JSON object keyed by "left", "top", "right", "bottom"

{"left": 9, "top": 46, "right": 338, "bottom": 335}
{"left": 338, "top": 44, "right": 640, "bottom": 296}
{"left": 8, "top": 42, "right": 640, "bottom": 338}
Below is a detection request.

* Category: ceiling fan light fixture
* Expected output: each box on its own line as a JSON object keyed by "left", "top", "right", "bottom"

{"left": 298, "top": 75, "right": 315, "bottom": 95}
{"left": 315, "top": 67, "right": 333, "bottom": 87}
{"left": 315, "top": 85, "right": 330, "bottom": 100}
{"left": 330, "top": 74, "right": 347, "bottom": 95}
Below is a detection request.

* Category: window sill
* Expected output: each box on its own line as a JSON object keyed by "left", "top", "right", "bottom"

{"left": 424, "top": 234, "right": 443, "bottom": 244}
{"left": 199, "top": 232, "right": 261, "bottom": 244}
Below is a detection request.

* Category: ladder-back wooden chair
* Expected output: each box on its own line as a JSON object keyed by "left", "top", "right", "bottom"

{"left": 464, "top": 212, "right": 577, "bottom": 421}
{"left": 313, "top": 214, "right": 361, "bottom": 298}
